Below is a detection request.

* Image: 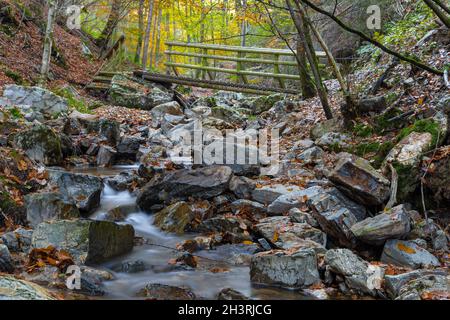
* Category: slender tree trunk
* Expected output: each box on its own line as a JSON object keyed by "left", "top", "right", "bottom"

{"left": 432, "top": 0, "right": 450, "bottom": 14}
{"left": 149, "top": 2, "right": 158, "bottom": 69}
{"left": 240, "top": 0, "right": 247, "bottom": 47}
{"left": 423, "top": 0, "right": 450, "bottom": 28}
{"left": 39, "top": 0, "right": 58, "bottom": 86}
{"left": 296, "top": 34, "right": 315, "bottom": 99}
{"left": 134, "top": 0, "right": 145, "bottom": 63}
{"left": 154, "top": 7, "right": 163, "bottom": 68}
{"left": 287, "top": 0, "right": 333, "bottom": 119}
{"left": 97, "top": 0, "right": 122, "bottom": 51}
{"left": 142, "top": 0, "right": 155, "bottom": 70}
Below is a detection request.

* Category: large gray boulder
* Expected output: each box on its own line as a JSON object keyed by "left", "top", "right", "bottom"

{"left": 255, "top": 216, "right": 326, "bottom": 250}
{"left": 55, "top": 172, "right": 103, "bottom": 214}
{"left": 116, "top": 136, "right": 141, "bottom": 162}
{"left": 250, "top": 248, "right": 320, "bottom": 288}
{"left": 267, "top": 186, "right": 323, "bottom": 215}
{"left": 98, "top": 119, "right": 120, "bottom": 146}
{"left": 31, "top": 219, "right": 134, "bottom": 265}
{"left": 25, "top": 192, "right": 80, "bottom": 227}
{"left": 350, "top": 205, "right": 411, "bottom": 245}
{"left": 307, "top": 187, "right": 367, "bottom": 248}
{"left": 384, "top": 269, "right": 448, "bottom": 299}
{"left": 137, "top": 166, "right": 232, "bottom": 210}
{"left": 0, "top": 244, "right": 13, "bottom": 273}
{"left": 110, "top": 74, "right": 173, "bottom": 110}
{"left": 0, "top": 228, "right": 32, "bottom": 253}
{"left": 251, "top": 184, "right": 302, "bottom": 205}
{"left": 13, "top": 125, "right": 63, "bottom": 166}
{"left": 0, "top": 276, "right": 56, "bottom": 300}
{"left": 151, "top": 101, "right": 183, "bottom": 128}
{"left": 381, "top": 240, "right": 440, "bottom": 269}
{"left": 3, "top": 85, "right": 68, "bottom": 119}
{"left": 325, "top": 249, "right": 383, "bottom": 296}
{"left": 329, "top": 153, "right": 390, "bottom": 206}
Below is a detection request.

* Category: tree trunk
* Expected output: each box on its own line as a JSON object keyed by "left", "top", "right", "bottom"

{"left": 423, "top": 0, "right": 450, "bottom": 28}
{"left": 154, "top": 7, "right": 163, "bottom": 68}
{"left": 142, "top": 0, "right": 155, "bottom": 70}
{"left": 39, "top": 0, "right": 58, "bottom": 86}
{"left": 134, "top": 0, "right": 145, "bottom": 63}
{"left": 97, "top": 0, "right": 122, "bottom": 52}
{"left": 287, "top": 0, "right": 333, "bottom": 119}
{"left": 296, "top": 34, "right": 315, "bottom": 99}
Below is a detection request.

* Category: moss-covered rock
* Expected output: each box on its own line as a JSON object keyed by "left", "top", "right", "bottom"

{"left": 13, "top": 124, "right": 63, "bottom": 166}
{"left": 31, "top": 219, "right": 134, "bottom": 265}
{"left": 154, "top": 201, "right": 194, "bottom": 234}
{"left": 0, "top": 275, "right": 56, "bottom": 300}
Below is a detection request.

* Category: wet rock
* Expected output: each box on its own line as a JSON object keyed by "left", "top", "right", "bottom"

{"left": 55, "top": 172, "right": 103, "bottom": 214}
{"left": 0, "top": 244, "right": 13, "bottom": 273}
{"left": 98, "top": 119, "right": 120, "bottom": 146}
{"left": 25, "top": 192, "right": 80, "bottom": 228}
{"left": 329, "top": 153, "right": 390, "bottom": 206}
{"left": 395, "top": 272, "right": 449, "bottom": 300}
{"left": 297, "top": 146, "right": 324, "bottom": 165}
{"left": 198, "top": 216, "right": 252, "bottom": 243}
{"left": 315, "top": 132, "right": 351, "bottom": 150}
{"left": 97, "top": 145, "right": 117, "bottom": 167}
{"left": 230, "top": 199, "right": 267, "bottom": 217}
{"left": 137, "top": 283, "right": 196, "bottom": 300}
{"left": 13, "top": 124, "right": 63, "bottom": 166}
{"left": 217, "top": 288, "right": 250, "bottom": 300}
{"left": 116, "top": 136, "right": 141, "bottom": 162}
{"left": 0, "top": 275, "right": 55, "bottom": 300}
{"left": 267, "top": 186, "right": 323, "bottom": 215}
{"left": 104, "top": 204, "right": 138, "bottom": 222}
{"left": 251, "top": 184, "right": 302, "bottom": 205}
{"left": 288, "top": 208, "right": 319, "bottom": 228}
{"left": 110, "top": 74, "right": 173, "bottom": 110}
{"left": 107, "top": 172, "right": 138, "bottom": 192}
{"left": 381, "top": 240, "right": 440, "bottom": 269}
{"left": 382, "top": 132, "right": 433, "bottom": 201}
{"left": 3, "top": 85, "right": 68, "bottom": 119}
{"left": 255, "top": 216, "right": 326, "bottom": 250}
{"left": 112, "top": 260, "right": 148, "bottom": 273}
{"left": 31, "top": 219, "right": 134, "bottom": 264}
{"left": 325, "top": 249, "right": 382, "bottom": 296}
{"left": 250, "top": 248, "right": 320, "bottom": 288}
{"left": 154, "top": 201, "right": 195, "bottom": 234}
{"left": 307, "top": 187, "right": 367, "bottom": 248}
{"left": 137, "top": 166, "right": 232, "bottom": 210}
{"left": 0, "top": 228, "right": 32, "bottom": 253}
{"left": 350, "top": 205, "right": 411, "bottom": 245}
{"left": 384, "top": 269, "right": 448, "bottom": 299}
{"left": 229, "top": 175, "right": 256, "bottom": 199}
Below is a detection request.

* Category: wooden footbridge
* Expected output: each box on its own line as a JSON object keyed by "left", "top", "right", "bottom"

{"left": 87, "top": 40, "right": 326, "bottom": 96}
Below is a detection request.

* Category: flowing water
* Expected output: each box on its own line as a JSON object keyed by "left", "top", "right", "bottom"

{"left": 70, "top": 165, "right": 313, "bottom": 300}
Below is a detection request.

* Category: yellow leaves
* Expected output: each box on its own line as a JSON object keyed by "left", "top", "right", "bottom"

{"left": 242, "top": 240, "right": 254, "bottom": 245}
{"left": 272, "top": 230, "right": 279, "bottom": 242}
{"left": 17, "top": 160, "right": 28, "bottom": 171}
{"left": 209, "top": 267, "right": 230, "bottom": 273}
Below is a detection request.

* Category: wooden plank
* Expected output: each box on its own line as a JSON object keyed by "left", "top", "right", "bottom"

{"left": 166, "top": 41, "right": 326, "bottom": 57}
{"left": 165, "top": 62, "right": 302, "bottom": 80}
{"left": 165, "top": 51, "right": 298, "bottom": 66}
{"left": 273, "top": 54, "right": 285, "bottom": 89}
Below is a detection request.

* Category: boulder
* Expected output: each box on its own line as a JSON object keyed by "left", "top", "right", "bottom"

{"left": 383, "top": 132, "right": 433, "bottom": 201}
{"left": 110, "top": 74, "right": 173, "bottom": 110}
{"left": 229, "top": 175, "right": 256, "bottom": 199}
{"left": 116, "top": 136, "right": 141, "bottom": 162}
{"left": 137, "top": 166, "right": 232, "bottom": 210}
{"left": 315, "top": 132, "right": 351, "bottom": 150}
{"left": 297, "top": 146, "right": 324, "bottom": 165}
{"left": 329, "top": 153, "right": 390, "bottom": 206}
{"left": 97, "top": 145, "right": 117, "bottom": 167}
{"left": 381, "top": 240, "right": 440, "bottom": 269}
{"left": 250, "top": 248, "right": 320, "bottom": 288}
{"left": 154, "top": 201, "right": 195, "bottom": 234}
{"left": 230, "top": 199, "right": 267, "bottom": 217}
{"left": 251, "top": 184, "right": 302, "bottom": 205}
{"left": 307, "top": 187, "right": 367, "bottom": 248}
{"left": 250, "top": 94, "right": 285, "bottom": 114}
{"left": 55, "top": 172, "right": 103, "bottom": 214}
{"left": 424, "top": 147, "right": 450, "bottom": 205}
{"left": 267, "top": 186, "right": 323, "bottom": 215}
{"left": 198, "top": 216, "right": 252, "bottom": 243}
{"left": 137, "top": 283, "right": 196, "bottom": 300}
{"left": 0, "top": 275, "right": 55, "bottom": 300}
{"left": 13, "top": 125, "right": 63, "bottom": 166}
{"left": 3, "top": 85, "right": 68, "bottom": 119}
{"left": 0, "top": 228, "right": 32, "bottom": 253}
{"left": 25, "top": 192, "right": 80, "bottom": 227}
{"left": 107, "top": 172, "right": 139, "bottom": 192}
{"left": 217, "top": 288, "right": 249, "bottom": 300}
{"left": 98, "top": 119, "right": 120, "bottom": 146}
{"left": 0, "top": 244, "right": 13, "bottom": 273}
{"left": 325, "top": 249, "right": 383, "bottom": 296}
{"left": 151, "top": 101, "right": 183, "bottom": 126}
{"left": 384, "top": 269, "right": 448, "bottom": 299}
{"left": 350, "top": 205, "right": 411, "bottom": 245}
{"left": 310, "top": 118, "right": 343, "bottom": 140}
{"left": 255, "top": 216, "right": 326, "bottom": 250}
{"left": 31, "top": 219, "right": 134, "bottom": 264}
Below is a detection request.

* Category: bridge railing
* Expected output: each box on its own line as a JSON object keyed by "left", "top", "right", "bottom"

{"left": 164, "top": 41, "right": 326, "bottom": 89}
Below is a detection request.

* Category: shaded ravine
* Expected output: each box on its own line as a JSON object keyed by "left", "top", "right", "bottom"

{"left": 72, "top": 165, "right": 314, "bottom": 300}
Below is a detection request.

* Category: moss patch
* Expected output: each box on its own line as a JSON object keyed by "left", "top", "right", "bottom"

{"left": 397, "top": 119, "right": 440, "bottom": 146}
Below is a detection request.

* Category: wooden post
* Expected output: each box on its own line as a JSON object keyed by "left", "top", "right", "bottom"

{"left": 274, "top": 54, "right": 285, "bottom": 89}
{"left": 236, "top": 52, "right": 248, "bottom": 84}
{"left": 167, "top": 44, "right": 179, "bottom": 76}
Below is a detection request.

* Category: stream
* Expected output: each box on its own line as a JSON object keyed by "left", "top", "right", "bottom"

{"left": 70, "top": 165, "right": 315, "bottom": 300}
